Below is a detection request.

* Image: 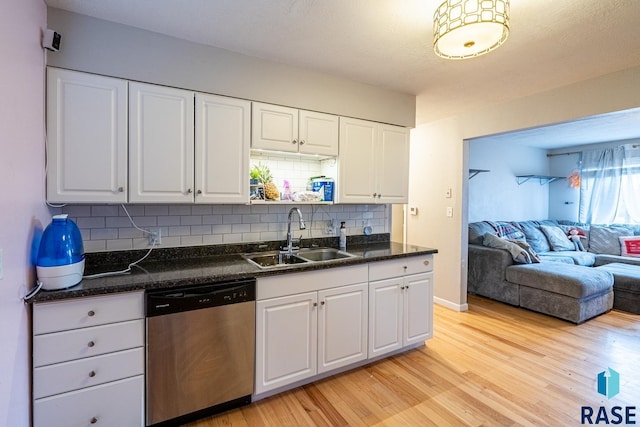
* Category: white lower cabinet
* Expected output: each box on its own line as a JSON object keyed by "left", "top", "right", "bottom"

{"left": 368, "top": 256, "right": 434, "bottom": 359}
{"left": 255, "top": 266, "right": 368, "bottom": 395}
{"left": 32, "top": 292, "right": 144, "bottom": 427}
{"left": 34, "top": 376, "right": 144, "bottom": 427}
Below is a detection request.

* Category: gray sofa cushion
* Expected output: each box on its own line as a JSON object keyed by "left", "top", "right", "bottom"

{"left": 540, "top": 225, "right": 575, "bottom": 251}
{"left": 537, "top": 250, "right": 596, "bottom": 266}
{"left": 469, "top": 222, "right": 497, "bottom": 245}
{"left": 589, "top": 225, "right": 633, "bottom": 255}
{"left": 517, "top": 221, "right": 551, "bottom": 253}
{"left": 594, "top": 254, "right": 640, "bottom": 267}
{"left": 506, "top": 263, "right": 613, "bottom": 299}
{"left": 483, "top": 233, "right": 532, "bottom": 263}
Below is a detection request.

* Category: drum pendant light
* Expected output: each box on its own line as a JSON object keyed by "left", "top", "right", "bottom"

{"left": 434, "top": 0, "right": 510, "bottom": 59}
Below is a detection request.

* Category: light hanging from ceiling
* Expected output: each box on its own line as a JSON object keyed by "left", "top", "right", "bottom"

{"left": 433, "top": 0, "right": 510, "bottom": 60}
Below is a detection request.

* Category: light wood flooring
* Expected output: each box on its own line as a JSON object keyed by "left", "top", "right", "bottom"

{"left": 186, "top": 296, "right": 640, "bottom": 426}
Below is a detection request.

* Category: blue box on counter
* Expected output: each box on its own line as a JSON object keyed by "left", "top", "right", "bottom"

{"left": 311, "top": 179, "right": 334, "bottom": 202}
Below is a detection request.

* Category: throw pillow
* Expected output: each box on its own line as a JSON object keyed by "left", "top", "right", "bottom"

{"left": 619, "top": 236, "right": 640, "bottom": 258}
{"left": 510, "top": 239, "right": 542, "bottom": 263}
{"left": 589, "top": 225, "right": 634, "bottom": 255}
{"left": 482, "top": 233, "right": 532, "bottom": 264}
{"left": 518, "top": 221, "right": 551, "bottom": 253}
{"left": 540, "top": 225, "right": 575, "bottom": 251}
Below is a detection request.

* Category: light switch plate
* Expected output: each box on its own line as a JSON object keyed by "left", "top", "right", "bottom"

{"left": 409, "top": 206, "right": 418, "bottom": 216}
{"left": 445, "top": 188, "right": 452, "bottom": 198}
{"left": 446, "top": 207, "right": 453, "bottom": 217}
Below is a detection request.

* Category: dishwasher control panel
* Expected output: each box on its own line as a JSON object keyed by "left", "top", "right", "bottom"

{"left": 146, "top": 279, "right": 256, "bottom": 317}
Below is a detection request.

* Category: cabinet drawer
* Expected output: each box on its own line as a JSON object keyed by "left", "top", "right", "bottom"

{"left": 369, "top": 255, "right": 433, "bottom": 281}
{"left": 34, "top": 291, "right": 144, "bottom": 334}
{"left": 33, "top": 375, "right": 144, "bottom": 427}
{"left": 34, "top": 347, "right": 144, "bottom": 399}
{"left": 34, "top": 320, "right": 144, "bottom": 367}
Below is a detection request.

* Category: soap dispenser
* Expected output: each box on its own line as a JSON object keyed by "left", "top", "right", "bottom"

{"left": 339, "top": 221, "right": 346, "bottom": 250}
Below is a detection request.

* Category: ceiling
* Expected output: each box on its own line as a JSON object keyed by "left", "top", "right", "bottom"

{"left": 45, "top": 0, "right": 640, "bottom": 148}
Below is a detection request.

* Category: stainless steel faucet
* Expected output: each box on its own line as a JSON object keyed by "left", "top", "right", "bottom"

{"left": 284, "top": 207, "right": 306, "bottom": 255}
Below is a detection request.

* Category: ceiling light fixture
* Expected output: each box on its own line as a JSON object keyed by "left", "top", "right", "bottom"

{"left": 433, "top": 0, "right": 510, "bottom": 60}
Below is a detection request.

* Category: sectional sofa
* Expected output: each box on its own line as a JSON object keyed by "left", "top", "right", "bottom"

{"left": 468, "top": 220, "right": 640, "bottom": 323}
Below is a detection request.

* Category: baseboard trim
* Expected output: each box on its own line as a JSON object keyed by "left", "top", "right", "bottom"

{"left": 434, "top": 296, "right": 469, "bottom": 312}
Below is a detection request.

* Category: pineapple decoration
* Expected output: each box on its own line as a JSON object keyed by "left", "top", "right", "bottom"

{"left": 251, "top": 162, "right": 280, "bottom": 200}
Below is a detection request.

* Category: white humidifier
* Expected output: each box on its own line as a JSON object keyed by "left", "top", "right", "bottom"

{"left": 36, "top": 214, "right": 85, "bottom": 290}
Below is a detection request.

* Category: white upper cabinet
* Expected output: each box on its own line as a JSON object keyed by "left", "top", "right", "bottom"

{"left": 195, "top": 94, "right": 251, "bottom": 204}
{"left": 252, "top": 102, "right": 338, "bottom": 156}
{"left": 336, "top": 117, "right": 377, "bottom": 203}
{"left": 46, "top": 68, "right": 128, "bottom": 203}
{"left": 337, "top": 117, "right": 409, "bottom": 204}
{"left": 377, "top": 124, "right": 410, "bottom": 204}
{"left": 129, "top": 82, "right": 194, "bottom": 203}
{"left": 298, "top": 110, "right": 339, "bottom": 156}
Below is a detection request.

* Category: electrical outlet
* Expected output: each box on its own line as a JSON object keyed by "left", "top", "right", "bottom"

{"left": 325, "top": 221, "right": 335, "bottom": 235}
{"left": 148, "top": 228, "right": 161, "bottom": 246}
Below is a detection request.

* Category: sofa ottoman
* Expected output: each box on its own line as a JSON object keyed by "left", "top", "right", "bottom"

{"left": 595, "top": 263, "right": 640, "bottom": 314}
{"left": 506, "top": 263, "right": 614, "bottom": 324}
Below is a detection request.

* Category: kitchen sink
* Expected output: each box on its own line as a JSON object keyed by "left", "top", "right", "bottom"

{"left": 243, "top": 252, "right": 309, "bottom": 269}
{"left": 243, "top": 247, "right": 356, "bottom": 269}
{"left": 297, "top": 248, "right": 356, "bottom": 262}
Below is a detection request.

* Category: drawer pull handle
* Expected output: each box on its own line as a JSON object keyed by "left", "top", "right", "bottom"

{"left": 423, "top": 260, "right": 430, "bottom": 266}
{"left": 90, "top": 417, "right": 98, "bottom": 424}
{"left": 89, "top": 370, "right": 96, "bottom": 378}
{"left": 88, "top": 341, "right": 95, "bottom": 348}
{"left": 88, "top": 310, "right": 95, "bottom": 317}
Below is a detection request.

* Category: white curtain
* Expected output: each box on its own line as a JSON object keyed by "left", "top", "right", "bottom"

{"left": 579, "top": 146, "right": 624, "bottom": 223}
{"left": 619, "top": 147, "right": 640, "bottom": 222}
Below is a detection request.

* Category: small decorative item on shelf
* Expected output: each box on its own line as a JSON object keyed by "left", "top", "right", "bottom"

{"left": 250, "top": 162, "right": 279, "bottom": 200}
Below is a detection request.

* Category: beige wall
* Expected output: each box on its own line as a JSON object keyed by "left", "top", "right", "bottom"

{"left": 408, "top": 66, "right": 640, "bottom": 310}
{"left": 46, "top": 8, "right": 415, "bottom": 127}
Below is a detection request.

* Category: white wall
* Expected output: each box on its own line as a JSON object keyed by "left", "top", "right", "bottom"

{"left": 468, "top": 140, "right": 549, "bottom": 222}
{"left": 0, "top": 0, "right": 48, "bottom": 425}
{"left": 46, "top": 8, "right": 415, "bottom": 127}
{"left": 548, "top": 153, "right": 581, "bottom": 221}
{"left": 408, "top": 66, "right": 640, "bottom": 309}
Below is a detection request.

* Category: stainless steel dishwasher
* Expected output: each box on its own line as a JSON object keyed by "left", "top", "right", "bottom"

{"left": 145, "top": 278, "right": 256, "bottom": 426}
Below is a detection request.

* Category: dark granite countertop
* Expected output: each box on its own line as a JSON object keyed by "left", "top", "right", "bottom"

{"left": 30, "top": 235, "right": 437, "bottom": 303}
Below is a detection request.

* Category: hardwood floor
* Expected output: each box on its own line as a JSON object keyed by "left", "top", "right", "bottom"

{"left": 186, "top": 296, "right": 640, "bottom": 426}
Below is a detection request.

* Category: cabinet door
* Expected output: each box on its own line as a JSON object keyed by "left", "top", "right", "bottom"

{"left": 404, "top": 273, "right": 434, "bottom": 346}
{"left": 377, "top": 124, "right": 409, "bottom": 203}
{"left": 299, "top": 110, "right": 339, "bottom": 156}
{"left": 368, "top": 278, "right": 403, "bottom": 358}
{"left": 195, "top": 94, "right": 250, "bottom": 203}
{"left": 252, "top": 102, "right": 299, "bottom": 152}
{"left": 337, "top": 117, "right": 377, "bottom": 203}
{"left": 129, "top": 83, "right": 194, "bottom": 203}
{"left": 255, "top": 292, "right": 317, "bottom": 394}
{"left": 33, "top": 375, "right": 143, "bottom": 427}
{"left": 46, "top": 68, "right": 127, "bottom": 203}
{"left": 317, "top": 283, "right": 368, "bottom": 374}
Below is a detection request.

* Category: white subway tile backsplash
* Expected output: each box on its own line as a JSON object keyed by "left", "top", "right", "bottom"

{"left": 169, "top": 205, "right": 192, "bottom": 216}
{"left": 145, "top": 205, "right": 169, "bottom": 216}
{"left": 181, "top": 235, "right": 203, "bottom": 246}
{"left": 180, "top": 215, "right": 202, "bottom": 226}
{"left": 168, "top": 226, "right": 191, "bottom": 236}
{"left": 59, "top": 202, "right": 390, "bottom": 253}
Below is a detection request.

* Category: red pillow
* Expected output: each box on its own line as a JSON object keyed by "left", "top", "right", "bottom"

{"left": 619, "top": 236, "right": 640, "bottom": 257}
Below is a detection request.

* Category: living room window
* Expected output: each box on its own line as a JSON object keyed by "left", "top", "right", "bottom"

{"left": 579, "top": 144, "right": 640, "bottom": 224}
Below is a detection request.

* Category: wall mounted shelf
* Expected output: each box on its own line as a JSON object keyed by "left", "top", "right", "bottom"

{"left": 516, "top": 175, "right": 566, "bottom": 185}
{"left": 469, "top": 169, "right": 490, "bottom": 179}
